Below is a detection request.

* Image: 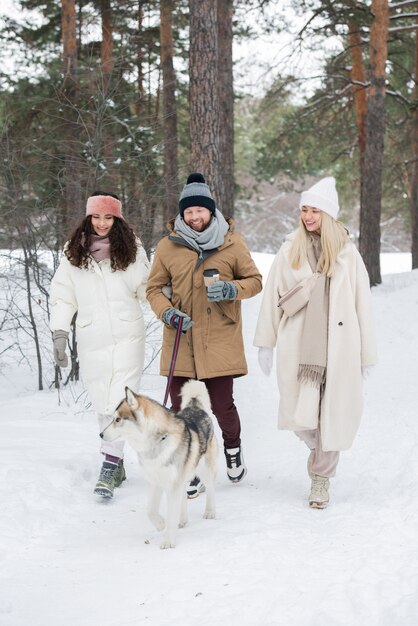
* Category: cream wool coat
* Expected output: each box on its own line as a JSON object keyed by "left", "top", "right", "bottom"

{"left": 254, "top": 233, "right": 377, "bottom": 451}
{"left": 146, "top": 220, "right": 262, "bottom": 380}
{"left": 50, "top": 244, "right": 150, "bottom": 415}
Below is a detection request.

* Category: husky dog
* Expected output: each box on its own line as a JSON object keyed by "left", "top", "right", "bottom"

{"left": 100, "top": 380, "right": 217, "bottom": 549}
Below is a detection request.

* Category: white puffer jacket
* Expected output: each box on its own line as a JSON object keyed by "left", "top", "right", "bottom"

{"left": 50, "top": 243, "right": 150, "bottom": 414}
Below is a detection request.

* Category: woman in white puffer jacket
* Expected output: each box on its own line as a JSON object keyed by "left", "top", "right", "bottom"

{"left": 50, "top": 192, "right": 150, "bottom": 499}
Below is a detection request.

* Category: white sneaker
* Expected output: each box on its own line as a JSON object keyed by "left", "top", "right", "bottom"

{"left": 186, "top": 475, "right": 205, "bottom": 499}
{"left": 309, "top": 475, "right": 329, "bottom": 509}
{"left": 224, "top": 446, "right": 247, "bottom": 483}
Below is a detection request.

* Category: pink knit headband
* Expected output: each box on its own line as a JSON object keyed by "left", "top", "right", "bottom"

{"left": 86, "top": 195, "right": 123, "bottom": 219}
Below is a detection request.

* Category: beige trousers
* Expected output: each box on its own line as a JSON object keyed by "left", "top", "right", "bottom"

{"left": 296, "top": 428, "right": 339, "bottom": 478}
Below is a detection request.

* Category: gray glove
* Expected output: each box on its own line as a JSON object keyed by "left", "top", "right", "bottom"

{"left": 162, "top": 308, "right": 192, "bottom": 332}
{"left": 207, "top": 280, "right": 238, "bottom": 302}
{"left": 53, "top": 330, "right": 69, "bottom": 368}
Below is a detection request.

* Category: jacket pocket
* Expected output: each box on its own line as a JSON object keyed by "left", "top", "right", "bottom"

{"left": 76, "top": 313, "right": 92, "bottom": 328}
{"left": 118, "top": 309, "right": 142, "bottom": 322}
{"left": 216, "top": 300, "right": 240, "bottom": 324}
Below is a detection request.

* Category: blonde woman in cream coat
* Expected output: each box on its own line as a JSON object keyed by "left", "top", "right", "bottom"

{"left": 254, "top": 177, "right": 377, "bottom": 508}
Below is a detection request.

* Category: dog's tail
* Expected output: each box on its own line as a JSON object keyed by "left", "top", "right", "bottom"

{"left": 180, "top": 380, "right": 212, "bottom": 415}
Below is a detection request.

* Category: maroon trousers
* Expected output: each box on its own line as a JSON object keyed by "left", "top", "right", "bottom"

{"left": 169, "top": 375, "right": 241, "bottom": 449}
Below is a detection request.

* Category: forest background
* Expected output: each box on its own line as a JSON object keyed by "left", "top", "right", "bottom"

{"left": 0, "top": 0, "right": 417, "bottom": 392}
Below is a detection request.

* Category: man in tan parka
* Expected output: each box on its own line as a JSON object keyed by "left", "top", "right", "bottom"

{"left": 146, "top": 173, "right": 262, "bottom": 496}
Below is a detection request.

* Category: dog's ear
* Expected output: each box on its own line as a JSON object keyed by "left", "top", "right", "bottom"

{"left": 125, "top": 387, "right": 139, "bottom": 410}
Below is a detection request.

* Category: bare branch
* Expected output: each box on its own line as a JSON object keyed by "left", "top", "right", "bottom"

{"left": 389, "top": 0, "right": 418, "bottom": 10}
{"left": 389, "top": 11, "right": 418, "bottom": 18}
{"left": 389, "top": 23, "right": 418, "bottom": 32}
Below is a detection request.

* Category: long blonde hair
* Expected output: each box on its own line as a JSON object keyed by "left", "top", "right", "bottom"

{"left": 289, "top": 212, "right": 349, "bottom": 277}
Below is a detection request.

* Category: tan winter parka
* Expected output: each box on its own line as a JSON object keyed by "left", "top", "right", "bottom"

{"left": 146, "top": 219, "right": 262, "bottom": 380}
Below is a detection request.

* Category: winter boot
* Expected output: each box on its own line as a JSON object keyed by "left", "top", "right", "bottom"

{"left": 186, "top": 475, "right": 206, "bottom": 499}
{"left": 94, "top": 459, "right": 126, "bottom": 498}
{"left": 113, "top": 459, "right": 126, "bottom": 487}
{"left": 309, "top": 475, "right": 329, "bottom": 509}
{"left": 224, "top": 446, "right": 247, "bottom": 483}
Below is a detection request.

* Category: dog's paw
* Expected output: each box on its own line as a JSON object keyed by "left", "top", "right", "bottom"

{"left": 203, "top": 510, "right": 216, "bottom": 520}
{"left": 160, "top": 539, "right": 176, "bottom": 550}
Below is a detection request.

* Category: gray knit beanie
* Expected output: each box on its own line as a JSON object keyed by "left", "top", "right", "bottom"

{"left": 179, "top": 172, "right": 216, "bottom": 217}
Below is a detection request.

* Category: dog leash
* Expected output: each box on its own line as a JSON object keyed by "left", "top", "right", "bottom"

{"left": 163, "top": 316, "right": 183, "bottom": 406}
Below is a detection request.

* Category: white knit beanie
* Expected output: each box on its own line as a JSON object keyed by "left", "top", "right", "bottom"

{"left": 299, "top": 177, "right": 340, "bottom": 219}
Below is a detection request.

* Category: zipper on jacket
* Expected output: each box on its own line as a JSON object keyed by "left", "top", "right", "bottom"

{"left": 204, "top": 307, "right": 211, "bottom": 350}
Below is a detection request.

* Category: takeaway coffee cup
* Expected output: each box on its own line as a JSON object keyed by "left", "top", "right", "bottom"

{"left": 203, "top": 268, "right": 220, "bottom": 287}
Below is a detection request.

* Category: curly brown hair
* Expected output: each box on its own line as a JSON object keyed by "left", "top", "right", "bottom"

{"left": 65, "top": 194, "right": 138, "bottom": 271}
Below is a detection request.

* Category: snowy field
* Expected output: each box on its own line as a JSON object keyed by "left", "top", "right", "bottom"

{"left": 0, "top": 252, "right": 417, "bottom": 626}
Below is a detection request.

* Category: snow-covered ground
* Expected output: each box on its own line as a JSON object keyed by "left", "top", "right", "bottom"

{"left": 1, "top": 252, "right": 417, "bottom": 626}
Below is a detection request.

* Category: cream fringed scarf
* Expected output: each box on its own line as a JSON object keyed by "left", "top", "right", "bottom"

{"left": 297, "top": 233, "right": 330, "bottom": 387}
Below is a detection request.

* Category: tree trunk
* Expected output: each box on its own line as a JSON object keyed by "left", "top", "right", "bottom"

{"left": 189, "top": 0, "right": 219, "bottom": 190}
{"left": 61, "top": 0, "right": 77, "bottom": 95}
{"left": 359, "top": 0, "right": 388, "bottom": 286}
{"left": 136, "top": 1, "right": 146, "bottom": 116}
{"left": 129, "top": 2, "right": 158, "bottom": 250}
{"left": 160, "top": 0, "right": 179, "bottom": 222}
{"left": 61, "top": 0, "right": 82, "bottom": 233}
{"left": 217, "top": 0, "right": 234, "bottom": 217}
{"left": 100, "top": 0, "right": 115, "bottom": 186}
{"left": 101, "top": 0, "right": 114, "bottom": 93}
{"left": 410, "top": 18, "right": 418, "bottom": 269}
{"left": 348, "top": 19, "right": 367, "bottom": 177}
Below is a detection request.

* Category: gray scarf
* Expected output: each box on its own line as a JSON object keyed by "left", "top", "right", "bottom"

{"left": 173, "top": 209, "right": 229, "bottom": 258}
{"left": 297, "top": 233, "right": 330, "bottom": 388}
